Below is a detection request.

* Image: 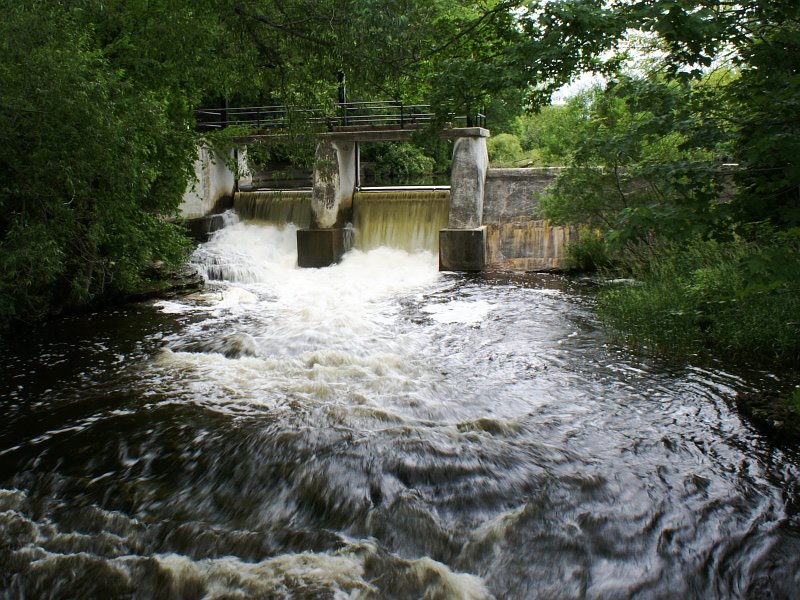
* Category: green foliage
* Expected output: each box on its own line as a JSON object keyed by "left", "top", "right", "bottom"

{"left": 598, "top": 236, "right": 800, "bottom": 363}
{"left": 563, "top": 228, "right": 617, "bottom": 273}
{"left": 725, "top": 26, "right": 800, "bottom": 228}
{"left": 508, "top": 1, "right": 800, "bottom": 105}
{"left": 487, "top": 133, "right": 525, "bottom": 167}
{"left": 515, "top": 96, "right": 592, "bottom": 165}
{"left": 370, "top": 143, "right": 436, "bottom": 183}
{"left": 0, "top": 2, "right": 223, "bottom": 325}
{"left": 539, "top": 76, "right": 728, "bottom": 244}
{"left": 247, "top": 140, "right": 316, "bottom": 171}
{"left": 787, "top": 389, "right": 800, "bottom": 415}
{"left": 527, "top": 2, "right": 800, "bottom": 365}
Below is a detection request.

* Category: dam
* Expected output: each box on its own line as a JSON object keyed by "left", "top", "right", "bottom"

{"left": 3, "top": 113, "right": 799, "bottom": 596}
{"left": 182, "top": 130, "right": 576, "bottom": 271}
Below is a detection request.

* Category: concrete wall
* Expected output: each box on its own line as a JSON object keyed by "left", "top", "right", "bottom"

{"left": 180, "top": 146, "right": 250, "bottom": 219}
{"left": 483, "top": 168, "right": 577, "bottom": 271}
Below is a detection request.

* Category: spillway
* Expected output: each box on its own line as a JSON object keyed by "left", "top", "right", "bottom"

{"left": 353, "top": 190, "right": 449, "bottom": 253}
{"left": 234, "top": 190, "right": 313, "bottom": 228}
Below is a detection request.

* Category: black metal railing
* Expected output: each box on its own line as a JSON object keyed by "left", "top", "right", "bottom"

{"left": 195, "top": 101, "right": 485, "bottom": 132}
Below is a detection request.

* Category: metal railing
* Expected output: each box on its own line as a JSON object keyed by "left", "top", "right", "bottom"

{"left": 195, "top": 101, "right": 485, "bottom": 132}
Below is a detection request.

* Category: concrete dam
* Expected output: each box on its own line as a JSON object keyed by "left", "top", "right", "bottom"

{"left": 181, "top": 129, "right": 576, "bottom": 271}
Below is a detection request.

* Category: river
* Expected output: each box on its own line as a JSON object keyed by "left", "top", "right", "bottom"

{"left": 1, "top": 218, "right": 798, "bottom": 599}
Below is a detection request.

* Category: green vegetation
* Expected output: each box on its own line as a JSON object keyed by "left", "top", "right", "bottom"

{"left": 597, "top": 236, "right": 800, "bottom": 362}
{"left": 487, "top": 133, "right": 525, "bottom": 167}
{"left": 526, "top": 3, "right": 800, "bottom": 371}
{"left": 0, "top": 2, "right": 205, "bottom": 324}
{"left": 368, "top": 143, "right": 437, "bottom": 184}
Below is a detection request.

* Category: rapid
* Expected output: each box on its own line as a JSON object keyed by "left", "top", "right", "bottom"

{"left": 1, "top": 207, "right": 798, "bottom": 599}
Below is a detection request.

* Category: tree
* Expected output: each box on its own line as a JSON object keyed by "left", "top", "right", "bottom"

{"left": 539, "top": 76, "right": 729, "bottom": 244}
{"left": 514, "top": 94, "right": 592, "bottom": 165}
{"left": 0, "top": 1, "right": 245, "bottom": 324}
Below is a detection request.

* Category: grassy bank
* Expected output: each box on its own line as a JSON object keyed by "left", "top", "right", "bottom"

{"left": 587, "top": 235, "right": 800, "bottom": 438}
{"left": 596, "top": 237, "right": 800, "bottom": 363}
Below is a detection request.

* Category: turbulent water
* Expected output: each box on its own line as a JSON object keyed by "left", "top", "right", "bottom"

{"left": 1, "top": 218, "right": 799, "bottom": 599}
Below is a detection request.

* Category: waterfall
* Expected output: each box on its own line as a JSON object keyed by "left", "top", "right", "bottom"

{"left": 234, "top": 190, "right": 312, "bottom": 227}
{"left": 353, "top": 191, "right": 449, "bottom": 253}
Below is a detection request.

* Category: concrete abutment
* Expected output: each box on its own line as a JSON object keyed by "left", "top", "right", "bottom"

{"left": 180, "top": 145, "right": 250, "bottom": 240}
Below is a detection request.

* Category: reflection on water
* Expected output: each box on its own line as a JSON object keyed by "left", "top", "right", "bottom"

{"left": 0, "top": 221, "right": 799, "bottom": 599}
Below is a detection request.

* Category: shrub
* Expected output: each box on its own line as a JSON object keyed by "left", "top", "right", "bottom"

{"left": 487, "top": 133, "right": 525, "bottom": 166}
{"left": 598, "top": 236, "right": 800, "bottom": 364}
{"left": 372, "top": 142, "right": 436, "bottom": 182}
{"left": 564, "top": 228, "right": 616, "bottom": 273}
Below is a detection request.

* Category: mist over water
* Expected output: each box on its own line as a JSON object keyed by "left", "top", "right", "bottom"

{"left": 1, "top": 219, "right": 799, "bottom": 599}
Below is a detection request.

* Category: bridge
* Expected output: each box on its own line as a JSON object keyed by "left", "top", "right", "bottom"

{"left": 189, "top": 100, "right": 492, "bottom": 271}
{"left": 194, "top": 101, "right": 486, "bottom": 135}
{"left": 184, "top": 102, "right": 575, "bottom": 272}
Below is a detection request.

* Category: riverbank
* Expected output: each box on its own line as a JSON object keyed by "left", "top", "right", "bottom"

{"left": 0, "top": 263, "right": 203, "bottom": 338}
{"left": 120, "top": 263, "right": 205, "bottom": 303}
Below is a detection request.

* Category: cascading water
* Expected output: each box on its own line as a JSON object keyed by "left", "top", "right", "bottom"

{"left": 1, "top": 218, "right": 799, "bottom": 598}
{"left": 234, "top": 190, "right": 313, "bottom": 228}
{"left": 353, "top": 191, "right": 449, "bottom": 253}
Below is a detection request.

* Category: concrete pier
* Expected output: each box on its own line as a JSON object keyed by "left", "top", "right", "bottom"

{"left": 438, "top": 128, "right": 489, "bottom": 271}
{"left": 297, "top": 139, "right": 357, "bottom": 267}
{"left": 439, "top": 227, "right": 487, "bottom": 271}
{"left": 296, "top": 228, "right": 353, "bottom": 268}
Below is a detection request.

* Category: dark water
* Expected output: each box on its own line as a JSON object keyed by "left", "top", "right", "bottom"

{"left": 1, "top": 222, "right": 798, "bottom": 599}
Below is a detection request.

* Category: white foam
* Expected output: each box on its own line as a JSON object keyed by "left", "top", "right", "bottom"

{"left": 422, "top": 300, "right": 495, "bottom": 324}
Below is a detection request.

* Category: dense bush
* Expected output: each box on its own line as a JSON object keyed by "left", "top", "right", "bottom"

{"left": 514, "top": 98, "right": 592, "bottom": 166}
{"left": 563, "top": 228, "right": 617, "bottom": 273}
{"left": 0, "top": 4, "right": 197, "bottom": 325}
{"left": 598, "top": 235, "right": 800, "bottom": 363}
{"left": 370, "top": 142, "right": 436, "bottom": 183}
{"left": 247, "top": 139, "right": 317, "bottom": 171}
{"left": 487, "top": 133, "right": 525, "bottom": 166}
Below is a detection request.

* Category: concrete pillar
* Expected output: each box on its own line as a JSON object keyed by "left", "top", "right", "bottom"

{"left": 309, "top": 139, "right": 356, "bottom": 228}
{"left": 297, "top": 228, "right": 354, "bottom": 268}
{"left": 448, "top": 134, "right": 488, "bottom": 229}
{"left": 439, "top": 226, "right": 487, "bottom": 271}
{"left": 298, "top": 139, "right": 357, "bottom": 267}
{"left": 439, "top": 128, "right": 490, "bottom": 271}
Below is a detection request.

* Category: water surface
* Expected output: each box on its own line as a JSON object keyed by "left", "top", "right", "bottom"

{"left": 1, "top": 221, "right": 798, "bottom": 599}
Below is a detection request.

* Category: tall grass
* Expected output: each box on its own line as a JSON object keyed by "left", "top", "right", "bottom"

{"left": 563, "top": 228, "right": 617, "bottom": 273}
{"left": 597, "top": 236, "right": 800, "bottom": 364}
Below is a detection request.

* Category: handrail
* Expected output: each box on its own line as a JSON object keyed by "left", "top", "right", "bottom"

{"left": 195, "top": 101, "right": 485, "bottom": 132}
